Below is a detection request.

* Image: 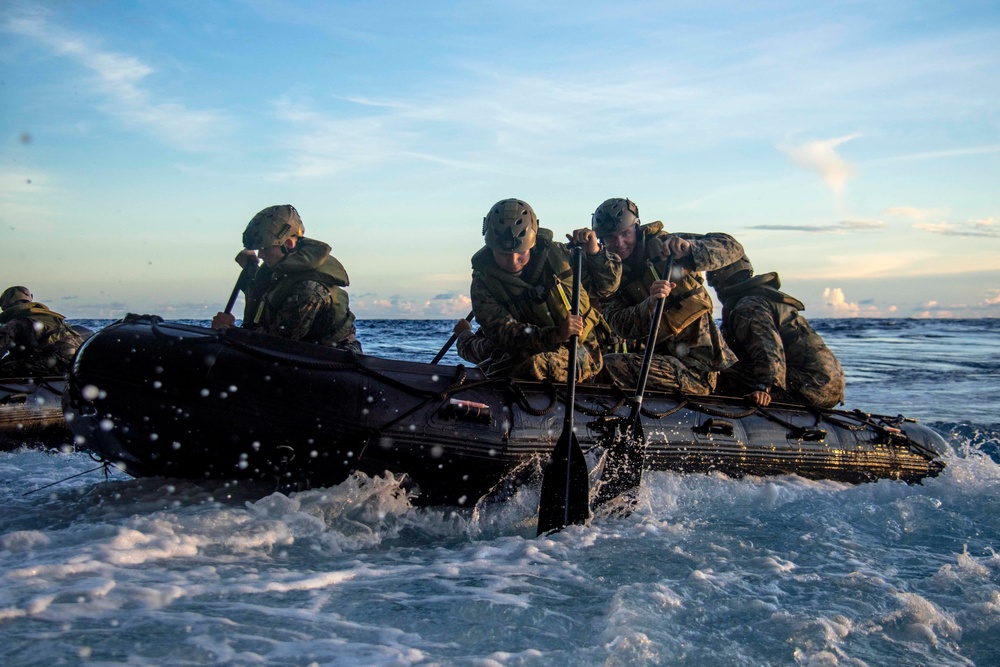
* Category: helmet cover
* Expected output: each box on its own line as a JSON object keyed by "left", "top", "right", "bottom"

{"left": 592, "top": 198, "right": 639, "bottom": 237}
{"left": 242, "top": 205, "right": 305, "bottom": 250}
{"left": 483, "top": 199, "right": 538, "bottom": 253}
{"left": 0, "top": 285, "right": 32, "bottom": 310}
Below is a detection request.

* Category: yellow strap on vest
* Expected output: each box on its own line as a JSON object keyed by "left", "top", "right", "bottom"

{"left": 553, "top": 275, "right": 572, "bottom": 313}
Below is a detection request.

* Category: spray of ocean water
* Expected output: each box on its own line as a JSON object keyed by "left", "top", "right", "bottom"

{"left": 1, "top": 318, "right": 997, "bottom": 666}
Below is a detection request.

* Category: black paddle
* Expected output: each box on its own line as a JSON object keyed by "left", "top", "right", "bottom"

{"left": 593, "top": 254, "right": 675, "bottom": 508}
{"left": 537, "top": 246, "right": 590, "bottom": 535}
{"left": 431, "top": 311, "right": 475, "bottom": 364}
{"left": 224, "top": 259, "right": 259, "bottom": 315}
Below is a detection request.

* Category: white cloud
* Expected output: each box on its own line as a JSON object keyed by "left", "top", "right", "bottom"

{"left": 818, "top": 287, "right": 894, "bottom": 317}
{"left": 783, "top": 133, "right": 861, "bottom": 194}
{"left": 4, "top": 12, "right": 226, "bottom": 151}
{"left": 985, "top": 289, "right": 1000, "bottom": 305}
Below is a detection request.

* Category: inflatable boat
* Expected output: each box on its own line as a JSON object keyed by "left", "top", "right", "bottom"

{"left": 0, "top": 377, "right": 70, "bottom": 450}
{"left": 63, "top": 315, "right": 947, "bottom": 505}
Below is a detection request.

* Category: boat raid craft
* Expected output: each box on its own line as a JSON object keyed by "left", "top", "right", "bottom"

{"left": 0, "top": 377, "right": 69, "bottom": 450}
{"left": 61, "top": 315, "right": 947, "bottom": 505}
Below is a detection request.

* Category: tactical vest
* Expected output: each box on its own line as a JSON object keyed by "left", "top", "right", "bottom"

{"left": 617, "top": 222, "right": 715, "bottom": 340}
{"left": 471, "top": 230, "right": 608, "bottom": 346}
{"left": 243, "top": 238, "right": 354, "bottom": 343}
{"left": 0, "top": 302, "right": 78, "bottom": 359}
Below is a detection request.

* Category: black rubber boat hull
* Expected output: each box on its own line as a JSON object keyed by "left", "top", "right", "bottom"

{"left": 64, "top": 316, "right": 947, "bottom": 505}
{"left": 1, "top": 377, "right": 70, "bottom": 450}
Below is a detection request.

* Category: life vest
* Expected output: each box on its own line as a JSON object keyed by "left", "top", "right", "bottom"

{"left": 0, "top": 302, "right": 79, "bottom": 359}
{"left": 243, "top": 238, "right": 354, "bottom": 342}
{"left": 616, "top": 222, "right": 715, "bottom": 340}
{"left": 471, "top": 229, "right": 609, "bottom": 347}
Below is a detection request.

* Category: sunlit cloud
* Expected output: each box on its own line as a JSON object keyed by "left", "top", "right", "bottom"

{"left": 782, "top": 134, "right": 861, "bottom": 194}
{"left": 747, "top": 219, "right": 884, "bottom": 233}
{"left": 422, "top": 293, "right": 472, "bottom": 318}
{"left": 818, "top": 287, "right": 896, "bottom": 318}
{"left": 3, "top": 12, "right": 227, "bottom": 151}
{"left": 984, "top": 289, "right": 1000, "bottom": 305}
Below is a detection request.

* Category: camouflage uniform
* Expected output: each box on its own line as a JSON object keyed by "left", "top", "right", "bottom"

{"left": 242, "top": 237, "right": 362, "bottom": 353}
{"left": 0, "top": 302, "right": 84, "bottom": 376}
{"left": 709, "top": 267, "right": 844, "bottom": 408}
{"left": 470, "top": 228, "right": 621, "bottom": 383}
{"left": 455, "top": 328, "right": 495, "bottom": 367}
{"left": 601, "top": 223, "right": 742, "bottom": 394}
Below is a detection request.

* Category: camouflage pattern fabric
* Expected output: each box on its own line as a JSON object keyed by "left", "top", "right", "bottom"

{"left": 250, "top": 279, "right": 362, "bottom": 353}
{"left": 602, "top": 230, "right": 743, "bottom": 389}
{"left": 470, "top": 235, "right": 621, "bottom": 383}
{"left": 720, "top": 295, "right": 844, "bottom": 408}
{"left": 601, "top": 351, "right": 716, "bottom": 394}
{"left": 0, "top": 302, "right": 83, "bottom": 376}
{"left": 455, "top": 329, "right": 495, "bottom": 366}
{"left": 243, "top": 237, "right": 362, "bottom": 353}
{"left": 500, "top": 343, "right": 603, "bottom": 384}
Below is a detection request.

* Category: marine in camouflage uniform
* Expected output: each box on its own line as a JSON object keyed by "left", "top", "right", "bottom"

{"left": 211, "top": 205, "right": 362, "bottom": 353}
{"left": 470, "top": 198, "right": 621, "bottom": 383}
{"left": 593, "top": 199, "right": 742, "bottom": 395}
{"left": 453, "top": 319, "right": 496, "bottom": 367}
{"left": 707, "top": 257, "right": 845, "bottom": 408}
{"left": 0, "top": 285, "right": 84, "bottom": 377}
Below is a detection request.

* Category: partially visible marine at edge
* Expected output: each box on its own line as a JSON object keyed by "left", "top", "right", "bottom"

{"left": 0, "top": 285, "right": 83, "bottom": 377}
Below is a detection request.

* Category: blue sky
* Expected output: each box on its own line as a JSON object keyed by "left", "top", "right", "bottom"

{"left": 2, "top": 0, "right": 998, "bottom": 319}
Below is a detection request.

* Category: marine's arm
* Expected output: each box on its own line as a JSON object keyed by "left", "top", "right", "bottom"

{"left": 470, "top": 276, "right": 562, "bottom": 354}
{"left": 727, "top": 296, "right": 787, "bottom": 391}
{"left": 600, "top": 291, "right": 653, "bottom": 341}
{"left": 668, "top": 232, "right": 745, "bottom": 273}
{"left": 562, "top": 229, "right": 622, "bottom": 299}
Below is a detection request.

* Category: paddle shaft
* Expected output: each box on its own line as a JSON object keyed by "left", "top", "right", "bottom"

{"left": 431, "top": 311, "right": 475, "bottom": 364}
{"left": 537, "top": 246, "right": 589, "bottom": 535}
{"left": 559, "top": 247, "right": 583, "bottom": 513}
{"left": 628, "top": 254, "right": 674, "bottom": 426}
{"left": 224, "top": 260, "right": 258, "bottom": 315}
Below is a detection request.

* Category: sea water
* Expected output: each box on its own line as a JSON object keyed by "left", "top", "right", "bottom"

{"left": 1, "top": 319, "right": 997, "bottom": 666}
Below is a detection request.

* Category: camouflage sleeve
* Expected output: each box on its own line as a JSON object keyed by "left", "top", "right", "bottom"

{"left": 256, "top": 280, "right": 330, "bottom": 340}
{"left": 727, "top": 295, "right": 786, "bottom": 390}
{"left": 579, "top": 246, "right": 622, "bottom": 298}
{"left": 470, "top": 276, "right": 561, "bottom": 355}
{"left": 673, "top": 232, "right": 745, "bottom": 273}
{"left": 456, "top": 329, "right": 495, "bottom": 365}
{"left": 600, "top": 291, "right": 651, "bottom": 341}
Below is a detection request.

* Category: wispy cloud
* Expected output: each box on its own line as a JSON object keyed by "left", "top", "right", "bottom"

{"left": 3, "top": 11, "right": 227, "bottom": 151}
{"left": 881, "top": 144, "right": 1000, "bottom": 162}
{"left": 914, "top": 217, "right": 998, "bottom": 238}
{"left": 782, "top": 133, "right": 861, "bottom": 194}
{"left": 746, "top": 219, "right": 884, "bottom": 233}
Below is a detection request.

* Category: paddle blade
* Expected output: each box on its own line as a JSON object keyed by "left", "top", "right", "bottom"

{"left": 537, "top": 429, "right": 591, "bottom": 535}
{"left": 592, "top": 420, "right": 646, "bottom": 509}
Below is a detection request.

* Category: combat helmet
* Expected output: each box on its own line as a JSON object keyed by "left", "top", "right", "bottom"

{"left": 706, "top": 257, "right": 754, "bottom": 289}
{"left": 483, "top": 199, "right": 538, "bottom": 253}
{"left": 592, "top": 198, "right": 639, "bottom": 238}
{"left": 0, "top": 285, "right": 32, "bottom": 310}
{"left": 242, "top": 205, "right": 305, "bottom": 250}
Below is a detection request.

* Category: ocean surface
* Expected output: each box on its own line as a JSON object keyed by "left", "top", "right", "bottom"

{"left": 2, "top": 318, "right": 998, "bottom": 666}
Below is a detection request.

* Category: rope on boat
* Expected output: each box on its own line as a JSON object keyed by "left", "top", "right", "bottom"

{"left": 21, "top": 463, "right": 111, "bottom": 497}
